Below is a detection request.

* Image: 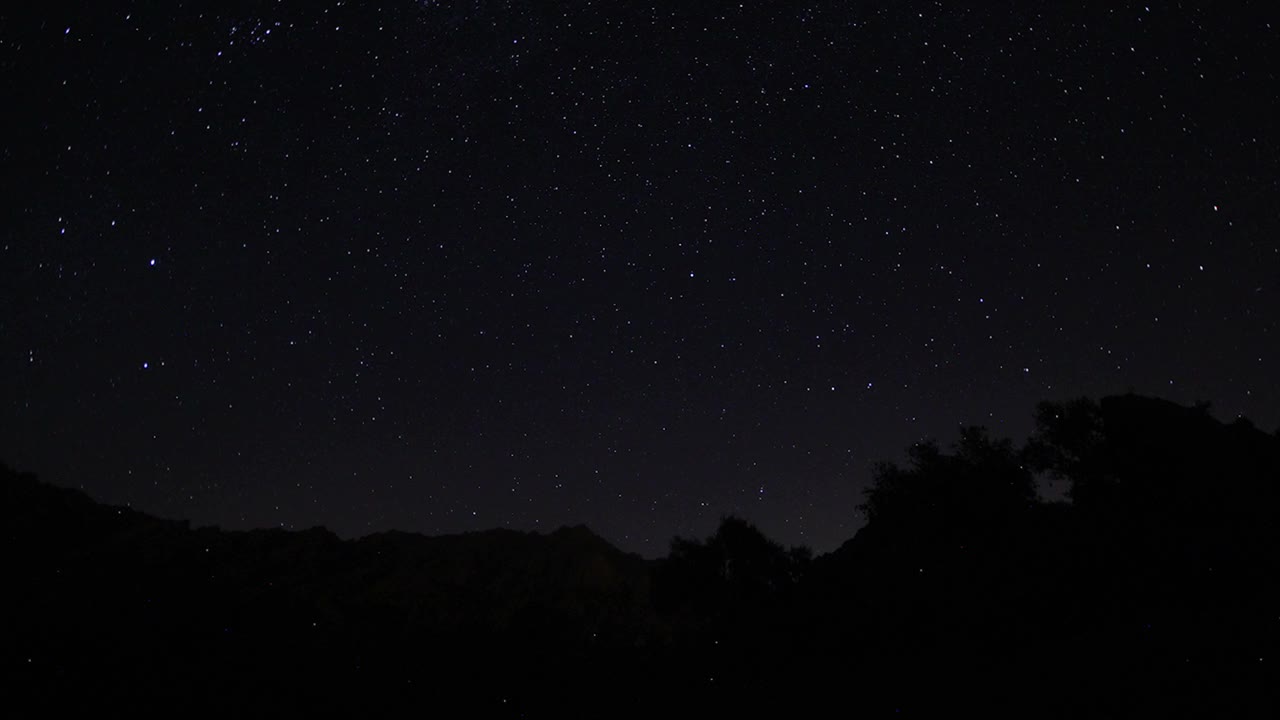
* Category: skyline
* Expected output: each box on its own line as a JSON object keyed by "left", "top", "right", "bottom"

{"left": 3, "top": 0, "right": 1277, "bottom": 555}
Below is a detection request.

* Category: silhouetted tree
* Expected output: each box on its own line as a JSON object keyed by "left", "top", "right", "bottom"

{"left": 1023, "top": 396, "right": 1114, "bottom": 508}
{"left": 860, "top": 426, "right": 1036, "bottom": 535}
{"left": 654, "top": 516, "right": 809, "bottom": 642}
{"left": 1028, "top": 394, "right": 1280, "bottom": 527}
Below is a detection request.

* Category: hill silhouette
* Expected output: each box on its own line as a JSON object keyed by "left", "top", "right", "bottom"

{"left": 3, "top": 394, "right": 1276, "bottom": 717}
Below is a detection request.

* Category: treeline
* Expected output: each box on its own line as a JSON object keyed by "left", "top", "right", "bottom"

{"left": 3, "top": 394, "right": 1276, "bottom": 717}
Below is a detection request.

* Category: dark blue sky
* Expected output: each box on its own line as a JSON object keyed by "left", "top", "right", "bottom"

{"left": 3, "top": 0, "right": 1277, "bottom": 555}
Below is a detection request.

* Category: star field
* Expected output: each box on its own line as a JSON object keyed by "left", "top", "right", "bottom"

{"left": 3, "top": 1, "right": 1277, "bottom": 555}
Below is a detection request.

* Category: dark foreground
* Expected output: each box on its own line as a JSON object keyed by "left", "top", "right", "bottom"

{"left": 4, "top": 394, "right": 1276, "bottom": 717}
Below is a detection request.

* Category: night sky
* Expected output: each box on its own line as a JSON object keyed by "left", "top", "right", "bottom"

{"left": 3, "top": 1, "right": 1277, "bottom": 556}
